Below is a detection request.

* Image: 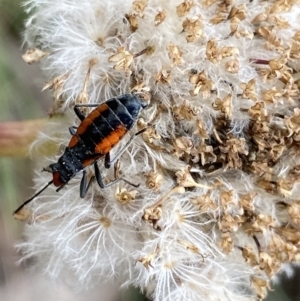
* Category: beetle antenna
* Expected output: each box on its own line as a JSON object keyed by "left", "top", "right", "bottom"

{"left": 13, "top": 180, "right": 54, "bottom": 215}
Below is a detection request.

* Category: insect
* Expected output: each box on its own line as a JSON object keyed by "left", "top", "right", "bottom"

{"left": 14, "top": 93, "right": 148, "bottom": 215}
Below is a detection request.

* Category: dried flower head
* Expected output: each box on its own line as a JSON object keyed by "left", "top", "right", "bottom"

{"left": 18, "top": 0, "right": 300, "bottom": 300}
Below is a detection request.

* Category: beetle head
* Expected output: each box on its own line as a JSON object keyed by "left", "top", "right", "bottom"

{"left": 47, "top": 163, "right": 67, "bottom": 187}
{"left": 131, "top": 90, "right": 150, "bottom": 108}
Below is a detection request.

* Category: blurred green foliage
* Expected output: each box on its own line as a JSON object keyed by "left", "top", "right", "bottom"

{"left": 0, "top": 0, "right": 49, "bottom": 230}
{"left": 1, "top": 0, "right": 27, "bottom": 37}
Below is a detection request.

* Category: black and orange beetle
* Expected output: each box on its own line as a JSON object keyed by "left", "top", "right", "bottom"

{"left": 14, "top": 93, "right": 148, "bottom": 214}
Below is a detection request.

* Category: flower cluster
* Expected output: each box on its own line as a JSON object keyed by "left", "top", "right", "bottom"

{"left": 18, "top": 0, "right": 300, "bottom": 300}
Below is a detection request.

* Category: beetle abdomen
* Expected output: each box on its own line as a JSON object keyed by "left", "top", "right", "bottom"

{"left": 68, "top": 95, "right": 143, "bottom": 159}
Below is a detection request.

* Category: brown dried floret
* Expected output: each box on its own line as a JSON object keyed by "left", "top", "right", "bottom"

{"left": 220, "top": 46, "right": 239, "bottom": 59}
{"left": 252, "top": 12, "right": 268, "bottom": 24}
{"left": 288, "top": 165, "right": 300, "bottom": 181}
{"left": 125, "top": 13, "right": 139, "bottom": 31}
{"left": 210, "top": 13, "right": 227, "bottom": 25}
{"left": 176, "top": 0, "right": 194, "bottom": 17}
{"left": 43, "top": 72, "right": 70, "bottom": 115}
{"left": 182, "top": 17, "right": 203, "bottom": 42}
{"left": 259, "top": 251, "right": 277, "bottom": 277}
{"left": 43, "top": 72, "right": 70, "bottom": 99}
{"left": 220, "top": 232, "right": 233, "bottom": 254}
{"left": 220, "top": 189, "right": 235, "bottom": 211}
{"left": 136, "top": 246, "right": 158, "bottom": 269}
{"left": 202, "top": 0, "right": 218, "bottom": 8}
{"left": 257, "top": 26, "right": 283, "bottom": 51}
{"left": 285, "top": 108, "right": 300, "bottom": 135}
{"left": 108, "top": 46, "right": 134, "bottom": 75}
{"left": 283, "top": 83, "right": 300, "bottom": 103}
{"left": 189, "top": 70, "right": 214, "bottom": 98}
{"left": 267, "top": 232, "right": 297, "bottom": 262}
{"left": 251, "top": 120, "right": 269, "bottom": 135}
{"left": 245, "top": 214, "right": 276, "bottom": 235}
{"left": 261, "top": 88, "right": 282, "bottom": 104}
{"left": 143, "top": 205, "right": 162, "bottom": 230}
{"left": 177, "top": 239, "right": 205, "bottom": 256}
{"left": 270, "top": 141, "right": 287, "bottom": 163}
{"left": 206, "top": 39, "right": 221, "bottom": 63}
{"left": 175, "top": 166, "right": 210, "bottom": 188}
{"left": 240, "top": 79, "right": 257, "bottom": 101}
{"left": 155, "top": 69, "right": 172, "bottom": 84}
{"left": 193, "top": 141, "right": 217, "bottom": 165}
{"left": 132, "top": 0, "right": 148, "bottom": 15}
{"left": 250, "top": 162, "right": 272, "bottom": 179}
{"left": 293, "top": 30, "right": 300, "bottom": 41}
{"left": 115, "top": 187, "right": 138, "bottom": 204}
{"left": 225, "top": 58, "right": 239, "bottom": 73}
{"left": 287, "top": 201, "right": 300, "bottom": 226}
{"left": 145, "top": 170, "right": 164, "bottom": 191}
{"left": 248, "top": 102, "right": 268, "bottom": 121}
{"left": 173, "top": 136, "right": 193, "bottom": 158}
{"left": 76, "top": 60, "right": 97, "bottom": 105}
{"left": 241, "top": 247, "right": 258, "bottom": 266}
{"left": 217, "top": 0, "right": 234, "bottom": 13}
{"left": 154, "top": 9, "right": 166, "bottom": 26}
{"left": 229, "top": 17, "right": 240, "bottom": 34}
{"left": 22, "top": 48, "right": 50, "bottom": 64}
{"left": 267, "top": 15, "right": 290, "bottom": 29}
{"left": 167, "top": 43, "right": 184, "bottom": 66}
{"left": 193, "top": 119, "right": 209, "bottom": 139}
{"left": 258, "top": 68, "right": 276, "bottom": 83}
{"left": 172, "top": 100, "right": 201, "bottom": 121}
{"left": 191, "top": 192, "right": 217, "bottom": 212}
{"left": 251, "top": 276, "right": 271, "bottom": 300}
{"left": 270, "top": 0, "right": 295, "bottom": 14}
{"left": 276, "top": 226, "right": 300, "bottom": 244}
{"left": 218, "top": 213, "right": 244, "bottom": 232}
{"left": 227, "top": 4, "right": 246, "bottom": 34}
{"left": 234, "top": 29, "right": 254, "bottom": 39}
{"left": 141, "top": 125, "right": 164, "bottom": 151}
{"left": 268, "top": 54, "right": 288, "bottom": 71}
{"left": 219, "top": 135, "right": 248, "bottom": 169}
{"left": 258, "top": 175, "right": 294, "bottom": 196}
{"left": 212, "top": 94, "right": 232, "bottom": 118}
{"left": 227, "top": 5, "right": 246, "bottom": 21}
{"left": 276, "top": 178, "right": 294, "bottom": 197}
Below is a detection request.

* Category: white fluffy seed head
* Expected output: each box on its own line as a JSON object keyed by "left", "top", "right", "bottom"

{"left": 18, "top": 0, "right": 300, "bottom": 300}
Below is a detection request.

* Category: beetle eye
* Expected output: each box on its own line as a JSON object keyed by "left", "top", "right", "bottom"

{"left": 53, "top": 171, "right": 64, "bottom": 187}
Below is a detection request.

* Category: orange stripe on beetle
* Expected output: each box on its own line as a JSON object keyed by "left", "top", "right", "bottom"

{"left": 76, "top": 118, "right": 93, "bottom": 135}
{"left": 94, "top": 125, "right": 127, "bottom": 154}
{"left": 68, "top": 135, "right": 79, "bottom": 148}
{"left": 88, "top": 103, "right": 109, "bottom": 123}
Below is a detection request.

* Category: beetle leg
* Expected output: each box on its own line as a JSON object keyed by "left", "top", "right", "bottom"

{"left": 69, "top": 126, "right": 78, "bottom": 135}
{"left": 104, "top": 127, "right": 148, "bottom": 169}
{"left": 74, "top": 106, "right": 85, "bottom": 121}
{"left": 80, "top": 170, "right": 95, "bottom": 197}
{"left": 104, "top": 152, "right": 111, "bottom": 169}
{"left": 74, "top": 104, "right": 99, "bottom": 121}
{"left": 94, "top": 161, "right": 140, "bottom": 188}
